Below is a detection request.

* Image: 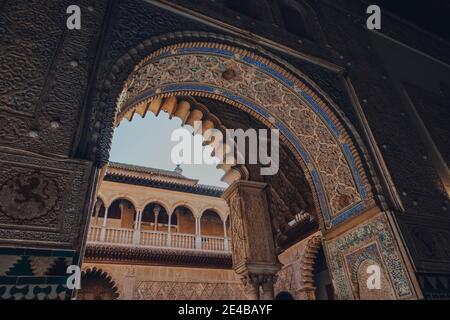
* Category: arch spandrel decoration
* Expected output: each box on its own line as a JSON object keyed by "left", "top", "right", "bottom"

{"left": 116, "top": 42, "right": 373, "bottom": 229}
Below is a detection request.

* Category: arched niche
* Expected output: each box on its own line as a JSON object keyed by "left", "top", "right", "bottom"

{"left": 92, "top": 197, "right": 105, "bottom": 218}
{"left": 77, "top": 268, "right": 119, "bottom": 300}
{"left": 141, "top": 202, "right": 169, "bottom": 231}
{"left": 200, "top": 209, "right": 224, "bottom": 237}
{"left": 107, "top": 198, "right": 136, "bottom": 229}
{"left": 174, "top": 205, "right": 196, "bottom": 234}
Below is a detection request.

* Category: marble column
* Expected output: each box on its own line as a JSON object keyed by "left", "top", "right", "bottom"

{"left": 93, "top": 200, "right": 103, "bottom": 226}
{"left": 223, "top": 217, "right": 229, "bottom": 250}
{"left": 99, "top": 206, "right": 109, "bottom": 242}
{"left": 195, "top": 216, "right": 202, "bottom": 249}
{"left": 133, "top": 210, "right": 142, "bottom": 245}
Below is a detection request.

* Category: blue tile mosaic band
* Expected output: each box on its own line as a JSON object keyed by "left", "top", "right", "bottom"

{"left": 343, "top": 143, "right": 369, "bottom": 200}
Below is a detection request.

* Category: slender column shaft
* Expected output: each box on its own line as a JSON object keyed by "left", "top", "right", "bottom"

{"left": 133, "top": 210, "right": 142, "bottom": 245}
{"left": 138, "top": 211, "right": 143, "bottom": 230}
{"left": 102, "top": 207, "right": 109, "bottom": 227}
{"left": 167, "top": 213, "right": 172, "bottom": 247}
{"left": 223, "top": 218, "right": 229, "bottom": 250}
{"left": 93, "top": 202, "right": 101, "bottom": 226}
{"left": 195, "top": 217, "right": 202, "bottom": 249}
{"left": 223, "top": 218, "right": 227, "bottom": 238}
{"left": 133, "top": 211, "right": 138, "bottom": 230}
{"left": 100, "top": 207, "right": 109, "bottom": 242}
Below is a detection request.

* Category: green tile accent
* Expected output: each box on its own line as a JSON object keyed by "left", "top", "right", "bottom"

{"left": 46, "top": 276, "right": 68, "bottom": 285}
{"left": 51, "top": 250, "right": 75, "bottom": 258}
{"left": 0, "top": 248, "right": 25, "bottom": 256}
{"left": 0, "top": 276, "right": 18, "bottom": 285}
{"left": 17, "top": 276, "right": 46, "bottom": 285}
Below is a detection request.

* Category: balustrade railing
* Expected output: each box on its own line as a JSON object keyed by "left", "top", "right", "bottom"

{"left": 171, "top": 232, "right": 196, "bottom": 249}
{"left": 87, "top": 226, "right": 230, "bottom": 253}
{"left": 87, "top": 225, "right": 102, "bottom": 242}
{"left": 103, "top": 227, "right": 134, "bottom": 245}
{"left": 202, "top": 235, "right": 227, "bottom": 251}
{"left": 140, "top": 230, "right": 168, "bottom": 247}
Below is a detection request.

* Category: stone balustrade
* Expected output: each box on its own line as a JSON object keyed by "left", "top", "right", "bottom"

{"left": 87, "top": 225, "right": 231, "bottom": 253}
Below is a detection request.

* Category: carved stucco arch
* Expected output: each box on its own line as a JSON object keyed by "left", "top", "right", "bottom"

{"left": 96, "top": 195, "right": 106, "bottom": 207}
{"left": 142, "top": 200, "right": 170, "bottom": 215}
{"left": 108, "top": 40, "right": 374, "bottom": 230}
{"left": 299, "top": 234, "right": 323, "bottom": 300}
{"left": 117, "top": 95, "right": 249, "bottom": 184}
{"left": 78, "top": 267, "right": 120, "bottom": 300}
{"left": 200, "top": 207, "right": 228, "bottom": 222}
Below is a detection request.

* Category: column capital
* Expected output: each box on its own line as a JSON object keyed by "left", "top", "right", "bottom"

{"left": 94, "top": 200, "right": 103, "bottom": 211}
{"left": 234, "top": 261, "right": 281, "bottom": 277}
{"left": 222, "top": 180, "right": 268, "bottom": 201}
{"left": 239, "top": 271, "right": 279, "bottom": 300}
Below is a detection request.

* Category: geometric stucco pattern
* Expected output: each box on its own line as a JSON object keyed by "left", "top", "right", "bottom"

{"left": 134, "top": 280, "right": 247, "bottom": 300}
{"left": 324, "top": 212, "right": 418, "bottom": 300}
{"left": 116, "top": 42, "right": 372, "bottom": 228}
{"left": 0, "top": 149, "right": 93, "bottom": 246}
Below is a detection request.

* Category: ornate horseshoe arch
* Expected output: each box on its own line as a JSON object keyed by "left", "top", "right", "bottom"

{"left": 110, "top": 40, "right": 374, "bottom": 230}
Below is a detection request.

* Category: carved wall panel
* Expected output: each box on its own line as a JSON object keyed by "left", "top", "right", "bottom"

{"left": 274, "top": 233, "right": 316, "bottom": 300}
{"left": 396, "top": 215, "right": 450, "bottom": 274}
{"left": 0, "top": 0, "right": 107, "bottom": 156}
{"left": 0, "top": 149, "right": 93, "bottom": 247}
{"left": 223, "top": 181, "right": 277, "bottom": 267}
{"left": 226, "top": 189, "right": 248, "bottom": 266}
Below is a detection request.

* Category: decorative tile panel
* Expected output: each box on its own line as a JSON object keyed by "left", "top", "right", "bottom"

{"left": 325, "top": 212, "right": 418, "bottom": 299}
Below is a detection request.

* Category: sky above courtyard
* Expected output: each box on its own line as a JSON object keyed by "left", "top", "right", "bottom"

{"left": 109, "top": 112, "right": 227, "bottom": 188}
